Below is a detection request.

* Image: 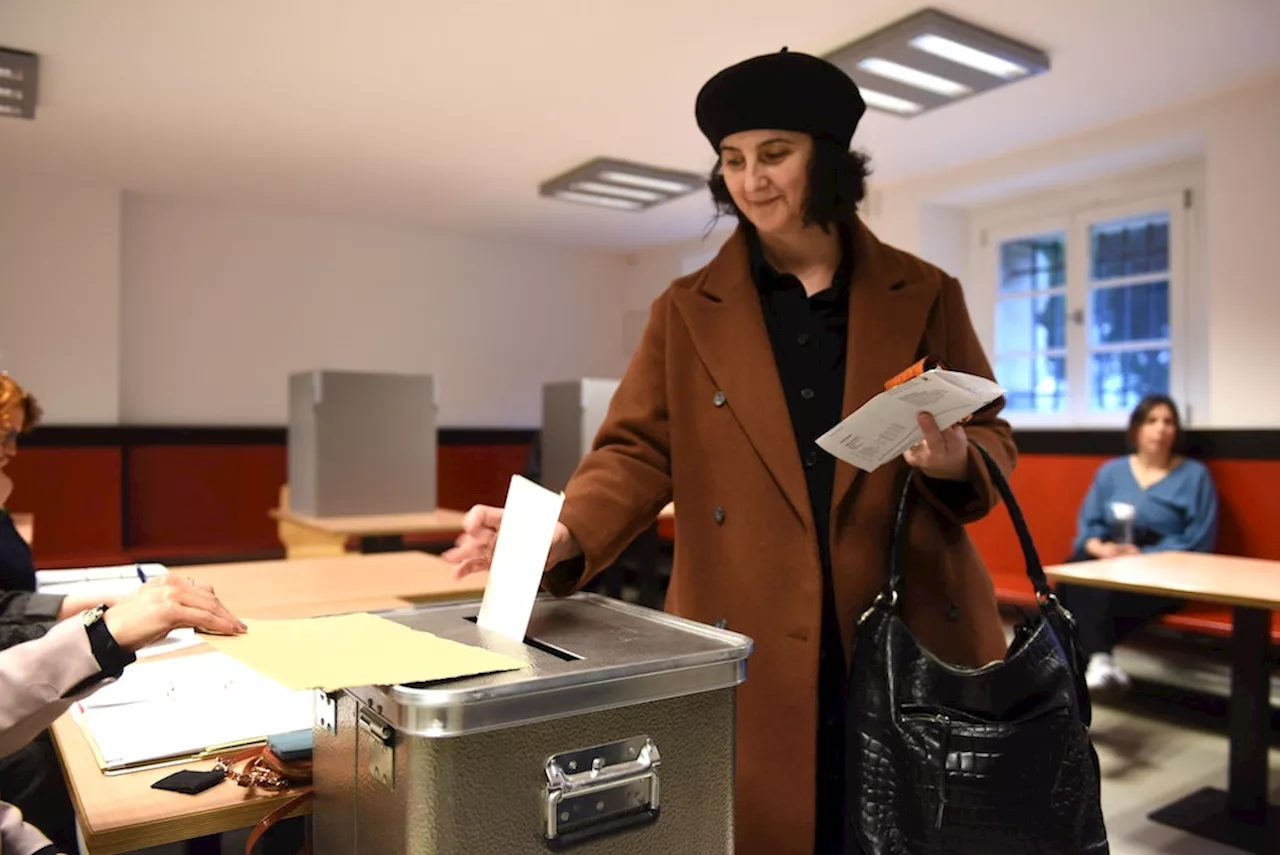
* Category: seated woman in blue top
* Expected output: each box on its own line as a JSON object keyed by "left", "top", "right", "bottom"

{"left": 1058, "top": 395, "right": 1219, "bottom": 698}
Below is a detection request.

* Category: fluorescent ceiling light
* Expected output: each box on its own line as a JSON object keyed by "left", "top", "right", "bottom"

{"left": 859, "top": 88, "right": 922, "bottom": 116}
{"left": 555, "top": 191, "right": 643, "bottom": 211}
{"left": 857, "top": 57, "right": 969, "bottom": 97}
{"left": 570, "top": 181, "right": 663, "bottom": 203}
{"left": 598, "top": 171, "right": 693, "bottom": 195}
{"left": 0, "top": 48, "right": 37, "bottom": 119}
{"left": 909, "top": 34, "right": 1029, "bottom": 80}
{"left": 822, "top": 9, "right": 1048, "bottom": 117}
{"left": 540, "top": 157, "right": 703, "bottom": 212}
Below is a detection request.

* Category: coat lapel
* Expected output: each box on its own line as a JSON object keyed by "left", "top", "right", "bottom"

{"left": 671, "top": 230, "right": 813, "bottom": 529}
{"left": 830, "top": 220, "right": 941, "bottom": 514}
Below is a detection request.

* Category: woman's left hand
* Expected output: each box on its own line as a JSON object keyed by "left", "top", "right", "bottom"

{"left": 903, "top": 413, "right": 970, "bottom": 481}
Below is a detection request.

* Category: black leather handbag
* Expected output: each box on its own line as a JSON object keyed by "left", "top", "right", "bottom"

{"left": 845, "top": 444, "right": 1109, "bottom": 854}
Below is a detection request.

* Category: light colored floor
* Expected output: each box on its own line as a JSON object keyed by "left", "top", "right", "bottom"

{"left": 1092, "top": 697, "right": 1278, "bottom": 854}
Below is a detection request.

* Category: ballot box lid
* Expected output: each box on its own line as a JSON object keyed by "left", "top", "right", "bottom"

{"left": 339, "top": 593, "right": 753, "bottom": 737}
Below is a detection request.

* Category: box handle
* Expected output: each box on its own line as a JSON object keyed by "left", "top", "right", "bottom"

{"left": 543, "top": 736, "right": 661, "bottom": 849}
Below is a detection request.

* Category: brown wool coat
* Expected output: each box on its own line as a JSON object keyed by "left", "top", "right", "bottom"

{"left": 549, "top": 217, "right": 1015, "bottom": 855}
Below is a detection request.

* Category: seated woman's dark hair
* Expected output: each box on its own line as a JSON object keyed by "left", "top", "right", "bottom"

{"left": 1126, "top": 394, "right": 1182, "bottom": 449}
{"left": 707, "top": 139, "right": 872, "bottom": 232}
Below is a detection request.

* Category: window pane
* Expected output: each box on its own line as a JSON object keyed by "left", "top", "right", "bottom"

{"left": 1090, "top": 348, "right": 1171, "bottom": 412}
{"left": 996, "top": 294, "right": 1066, "bottom": 353}
{"left": 996, "top": 355, "right": 1067, "bottom": 413}
{"left": 999, "top": 235, "right": 1065, "bottom": 293}
{"left": 1091, "top": 213, "right": 1169, "bottom": 280}
{"left": 1090, "top": 281, "right": 1169, "bottom": 346}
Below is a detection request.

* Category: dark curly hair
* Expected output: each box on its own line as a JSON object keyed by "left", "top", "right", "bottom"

{"left": 1126, "top": 394, "right": 1181, "bottom": 451}
{"left": 707, "top": 139, "right": 872, "bottom": 232}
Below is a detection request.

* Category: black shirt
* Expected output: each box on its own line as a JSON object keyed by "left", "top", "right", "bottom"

{"left": 747, "top": 226, "right": 852, "bottom": 854}
{"left": 0, "top": 510, "right": 36, "bottom": 592}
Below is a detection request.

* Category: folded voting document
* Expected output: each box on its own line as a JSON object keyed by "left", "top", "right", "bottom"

{"left": 816, "top": 364, "right": 1005, "bottom": 473}
{"left": 71, "top": 651, "right": 314, "bottom": 772}
{"left": 476, "top": 475, "right": 565, "bottom": 643}
{"left": 201, "top": 612, "right": 525, "bottom": 692}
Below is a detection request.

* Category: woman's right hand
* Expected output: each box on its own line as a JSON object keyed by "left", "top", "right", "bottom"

{"left": 103, "top": 575, "right": 247, "bottom": 652}
{"left": 443, "top": 504, "right": 582, "bottom": 579}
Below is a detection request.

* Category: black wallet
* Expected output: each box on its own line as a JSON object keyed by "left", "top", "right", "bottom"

{"left": 151, "top": 769, "right": 225, "bottom": 795}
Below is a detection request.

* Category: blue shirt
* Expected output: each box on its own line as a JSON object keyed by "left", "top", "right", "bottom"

{"left": 1072, "top": 457, "right": 1219, "bottom": 556}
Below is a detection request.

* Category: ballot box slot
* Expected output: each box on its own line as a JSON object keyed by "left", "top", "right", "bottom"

{"left": 463, "top": 614, "right": 583, "bottom": 662}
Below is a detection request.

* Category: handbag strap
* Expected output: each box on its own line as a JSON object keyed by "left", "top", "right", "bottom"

{"left": 884, "top": 441, "right": 1055, "bottom": 605}
{"left": 244, "top": 789, "right": 313, "bottom": 855}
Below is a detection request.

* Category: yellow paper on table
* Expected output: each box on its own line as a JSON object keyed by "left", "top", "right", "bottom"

{"left": 200, "top": 612, "right": 524, "bottom": 691}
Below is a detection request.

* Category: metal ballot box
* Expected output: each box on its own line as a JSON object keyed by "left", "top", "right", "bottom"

{"left": 312, "top": 594, "right": 752, "bottom": 854}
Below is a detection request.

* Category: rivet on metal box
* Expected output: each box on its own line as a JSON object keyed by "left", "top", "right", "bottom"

{"left": 312, "top": 593, "right": 753, "bottom": 854}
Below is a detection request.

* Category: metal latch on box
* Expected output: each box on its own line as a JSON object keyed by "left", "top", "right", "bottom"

{"left": 358, "top": 708, "right": 395, "bottom": 790}
{"left": 544, "top": 736, "right": 661, "bottom": 849}
{"left": 315, "top": 691, "right": 338, "bottom": 735}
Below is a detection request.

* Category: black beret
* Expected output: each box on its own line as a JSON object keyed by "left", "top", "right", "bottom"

{"left": 695, "top": 47, "right": 866, "bottom": 151}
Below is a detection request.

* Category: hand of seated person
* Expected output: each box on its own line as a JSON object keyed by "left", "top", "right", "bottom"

{"left": 1091, "top": 541, "right": 1141, "bottom": 560}
{"left": 103, "top": 575, "right": 247, "bottom": 652}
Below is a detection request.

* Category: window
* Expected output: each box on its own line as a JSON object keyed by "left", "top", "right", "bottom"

{"left": 984, "top": 192, "right": 1188, "bottom": 426}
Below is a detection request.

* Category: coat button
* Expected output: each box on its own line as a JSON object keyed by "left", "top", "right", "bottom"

{"left": 804, "top": 450, "right": 818, "bottom": 468}
{"left": 713, "top": 507, "right": 726, "bottom": 524}
{"left": 713, "top": 390, "right": 726, "bottom": 407}
{"left": 947, "top": 603, "right": 961, "bottom": 621}
{"left": 800, "top": 388, "right": 815, "bottom": 400}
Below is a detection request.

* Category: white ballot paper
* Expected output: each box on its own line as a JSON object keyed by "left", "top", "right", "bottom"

{"left": 816, "top": 369, "right": 1006, "bottom": 473}
{"left": 476, "top": 475, "right": 566, "bottom": 643}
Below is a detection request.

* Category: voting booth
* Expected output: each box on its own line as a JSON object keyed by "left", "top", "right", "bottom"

{"left": 312, "top": 594, "right": 752, "bottom": 854}
{"left": 539, "top": 379, "right": 620, "bottom": 492}
{"left": 288, "top": 369, "right": 438, "bottom": 517}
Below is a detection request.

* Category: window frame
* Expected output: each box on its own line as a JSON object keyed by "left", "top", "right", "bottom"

{"left": 976, "top": 190, "right": 1192, "bottom": 429}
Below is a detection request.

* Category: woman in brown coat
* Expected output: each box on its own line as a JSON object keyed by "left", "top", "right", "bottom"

{"left": 446, "top": 49, "right": 1014, "bottom": 855}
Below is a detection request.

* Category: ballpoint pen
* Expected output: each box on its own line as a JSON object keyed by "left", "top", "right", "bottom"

{"left": 136, "top": 564, "right": 148, "bottom": 584}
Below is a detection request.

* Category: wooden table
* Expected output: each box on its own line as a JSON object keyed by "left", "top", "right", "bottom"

{"left": 270, "top": 506, "right": 466, "bottom": 554}
{"left": 1046, "top": 552, "right": 1280, "bottom": 853}
{"left": 51, "top": 551, "right": 487, "bottom": 854}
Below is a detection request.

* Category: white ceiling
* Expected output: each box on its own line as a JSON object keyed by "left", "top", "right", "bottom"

{"left": 2, "top": 0, "right": 1278, "bottom": 249}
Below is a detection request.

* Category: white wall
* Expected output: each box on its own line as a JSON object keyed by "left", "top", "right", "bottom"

{"left": 861, "top": 74, "right": 1280, "bottom": 428}
{"left": 618, "top": 227, "right": 733, "bottom": 355}
{"left": 1202, "top": 84, "right": 1280, "bottom": 427}
{"left": 2, "top": 187, "right": 633, "bottom": 426}
{"left": 0, "top": 182, "right": 122, "bottom": 423}
{"left": 120, "top": 195, "right": 630, "bottom": 426}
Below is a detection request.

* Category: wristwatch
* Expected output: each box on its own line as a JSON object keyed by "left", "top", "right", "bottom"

{"left": 83, "top": 605, "right": 136, "bottom": 679}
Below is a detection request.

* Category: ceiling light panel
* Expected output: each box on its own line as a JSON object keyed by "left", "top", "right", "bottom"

{"left": 540, "top": 158, "right": 704, "bottom": 213}
{"left": 825, "top": 8, "right": 1049, "bottom": 118}
{"left": 0, "top": 48, "right": 37, "bottom": 120}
